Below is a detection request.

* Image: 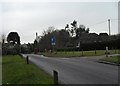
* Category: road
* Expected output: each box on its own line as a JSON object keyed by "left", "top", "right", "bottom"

{"left": 22, "top": 54, "right": 118, "bottom": 84}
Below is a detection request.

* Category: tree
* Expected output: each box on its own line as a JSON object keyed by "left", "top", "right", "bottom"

{"left": 39, "top": 27, "right": 56, "bottom": 52}
{"left": 2, "top": 34, "right": 5, "bottom": 44}
{"left": 86, "top": 28, "right": 90, "bottom": 33}
{"left": 38, "top": 27, "right": 71, "bottom": 51}
{"left": 7, "top": 32, "right": 20, "bottom": 45}
{"left": 65, "top": 24, "right": 69, "bottom": 30}
{"left": 56, "top": 29, "right": 70, "bottom": 49}
{"left": 75, "top": 25, "right": 90, "bottom": 38}
{"left": 1, "top": 34, "right": 6, "bottom": 55}
{"left": 70, "top": 20, "right": 78, "bottom": 37}
{"left": 71, "top": 20, "right": 77, "bottom": 28}
{"left": 42, "top": 26, "right": 55, "bottom": 36}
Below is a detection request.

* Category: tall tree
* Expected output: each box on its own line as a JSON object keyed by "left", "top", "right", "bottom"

{"left": 75, "top": 24, "right": 90, "bottom": 38}
{"left": 70, "top": 20, "right": 77, "bottom": 37}
{"left": 71, "top": 20, "right": 77, "bottom": 28}
{"left": 2, "top": 34, "right": 5, "bottom": 44}
{"left": 65, "top": 24, "right": 69, "bottom": 30}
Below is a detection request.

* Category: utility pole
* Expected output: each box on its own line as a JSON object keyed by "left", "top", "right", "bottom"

{"left": 108, "top": 19, "right": 111, "bottom": 36}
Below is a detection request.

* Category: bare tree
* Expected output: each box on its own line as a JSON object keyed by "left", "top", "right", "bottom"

{"left": 42, "top": 26, "right": 55, "bottom": 36}
{"left": 47, "top": 26, "right": 55, "bottom": 34}
{"left": 1, "top": 34, "right": 5, "bottom": 44}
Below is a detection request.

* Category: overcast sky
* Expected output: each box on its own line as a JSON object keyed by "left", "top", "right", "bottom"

{"left": 0, "top": 0, "right": 119, "bottom": 44}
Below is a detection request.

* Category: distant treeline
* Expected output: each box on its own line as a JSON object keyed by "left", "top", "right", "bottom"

{"left": 32, "top": 20, "right": 120, "bottom": 52}
{"left": 33, "top": 25, "right": 120, "bottom": 52}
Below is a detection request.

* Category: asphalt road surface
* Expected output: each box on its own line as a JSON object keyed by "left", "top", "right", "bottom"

{"left": 22, "top": 54, "right": 118, "bottom": 84}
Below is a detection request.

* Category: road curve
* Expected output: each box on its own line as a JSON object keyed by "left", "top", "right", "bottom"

{"left": 22, "top": 54, "right": 118, "bottom": 84}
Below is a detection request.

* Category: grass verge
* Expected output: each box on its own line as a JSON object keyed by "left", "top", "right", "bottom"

{"left": 40, "top": 50, "right": 119, "bottom": 58}
{"left": 99, "top": 56, "right": 120, "bottom": 65}
{"left": 2, "top": 55, "right": 53, "bottom": 84}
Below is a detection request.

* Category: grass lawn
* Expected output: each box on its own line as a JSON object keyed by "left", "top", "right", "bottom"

{"left": 40, "top": 50, "right": 119, "bottom": 58}
{"left": 99, "top": 56, "right": 120, "bottom": 65}
{"left": 2, "top": 55, "right": 53, "bottom": 84}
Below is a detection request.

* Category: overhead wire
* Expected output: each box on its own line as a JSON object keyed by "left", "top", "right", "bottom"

{"left": 111, "top": 19, "right": 120, "bottom": 21}
{"left": 86, "top": 19, "right": 118, "bottom": 35}
{"left": 87, "top": 19, "right": 119, "bottom": 28}
{"left": 88, "top": 20, "right": 107, "bottom": 27}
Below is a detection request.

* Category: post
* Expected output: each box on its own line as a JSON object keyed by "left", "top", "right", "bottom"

{"left": 51, "top": 37, "right": 56, "bottom": 53}
{"left": 106, "top": 46, "right": 108, "bottom": 57}
{"left": 26, "top": 56, "right": 29, "bottom": 64}
{"left": 53, "top": 70, "right": 58, "bottom": 85}
{"left": 115, "top": 47, "right": 116, "bottom": 54}
{"left": 95, "top": 48, "right": 96, "bottom": 55}
{"left": 94, "top": 40, "right": 97, "bottom": 55}
{"left": 108, "top": 19, "right": 111, "bottom": 36}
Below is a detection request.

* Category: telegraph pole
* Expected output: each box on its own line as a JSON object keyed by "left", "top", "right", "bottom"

{"left": 108, "top": 19, "right": 111, "bottom": 36}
